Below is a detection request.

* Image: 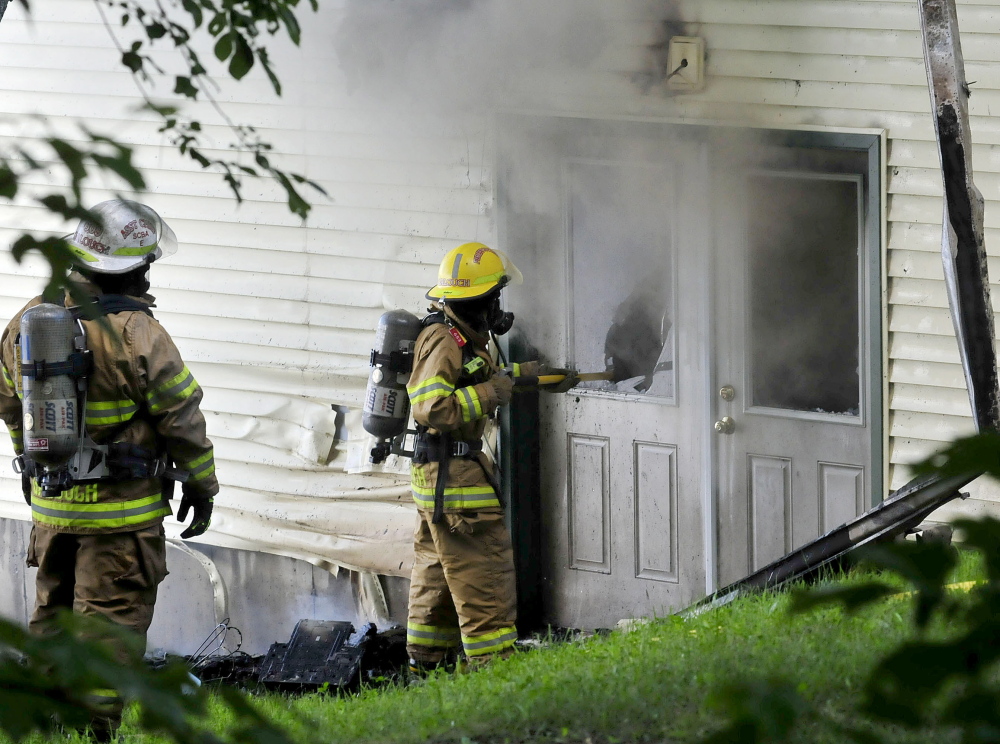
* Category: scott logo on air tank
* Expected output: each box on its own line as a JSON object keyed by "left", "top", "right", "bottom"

{"left": 43, "top": 401, "right": 57, "bottom": 432}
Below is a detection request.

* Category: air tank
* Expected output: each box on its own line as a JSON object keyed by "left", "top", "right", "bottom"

{"left": 20, "top": 303, "right": 80, "bottom": 468}
{"left": 363, "top": 309, "right": 421, "bottom": 443}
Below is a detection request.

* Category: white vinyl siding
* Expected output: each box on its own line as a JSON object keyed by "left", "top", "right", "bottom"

{"left": 0, "top": 0, "right": 997, "bottom": 568}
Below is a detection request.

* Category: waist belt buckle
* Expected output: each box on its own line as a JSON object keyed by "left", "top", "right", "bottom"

{"left": 452, "top": 441, "right": 470, "bottom": 457}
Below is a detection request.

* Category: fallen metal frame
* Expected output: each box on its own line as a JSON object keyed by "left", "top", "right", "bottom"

{"left": 685, "top": 471, "right": 977, "bottom": 615}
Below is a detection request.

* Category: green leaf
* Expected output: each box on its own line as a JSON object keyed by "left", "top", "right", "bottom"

{"left": 259, "top": 49, "right": 282, "bottom": 95}
{"left": 47, "top": 139, "right": 87, "bottom": 199}
{"left": 208, "top": 11, "right": 226, "bottom": 35}
{"left": 37, "top": 195, "right": 93, "bottom": 223}
{"left": 182, "top": 0, "right": 203, "bottom": 28}
{"left": 228, "top": 34, "right": 255, "bottom": 79}
{"left": 189, "top": 148, "right": 211, "bottom": 168}
{"left": 122, "top": 50, "right": 144, "bottom": 73}
{"left": 276, "top": 171, "right": 310, "bottom": 219}
{"left": 0, "top": 164, "right": 18, "bottom": 199}
{"left": 91, "top": 153, "right": 146, "bottom": 191}
{"left": 145, "top": 22, "right": 167, "bottom": 39}
{"left": 214, "top": 30, "right": 233, "bottom": 61}
{"left": 174, "top": 75, "right": 199, "bottom": 99}
{"left": 276, "top": 5, "right": 300, "bottom": 45}
{"left": 913, "top": 431, "right": 1000, "bottom": 480}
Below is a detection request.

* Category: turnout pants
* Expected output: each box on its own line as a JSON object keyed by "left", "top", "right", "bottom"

{"left": 27, "top": 523, "right": 168, "bottom": 731}
{"left": 407, "top": 508, "right": 518, "bottom": 664}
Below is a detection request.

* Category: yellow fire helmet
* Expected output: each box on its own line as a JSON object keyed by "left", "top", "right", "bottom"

{"left": 426, "top": 243, "right": 523, "bottom": 301}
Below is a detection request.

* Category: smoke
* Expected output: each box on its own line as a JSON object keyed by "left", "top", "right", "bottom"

{"left": 334, "top": 0, "right": 615, "bottom": 112}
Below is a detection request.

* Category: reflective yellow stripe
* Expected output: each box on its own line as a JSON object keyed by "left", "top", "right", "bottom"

{"left": 406, "top": 622, "right": 461, "bottom": 648}
{"left": 84, "top": 688, "right": 120, "bottom": 714}
{"left": 1, "top": 365, "right": 13, "bottom": 388}
{"left": 112, "top": 241, "right": 158, "bottom": 257}
{"left": 32, "top": 493, "right": 170, "bottom": 530}
{"left": 85, "top": 399, "right": 139, "bottom": 426}
{"left": 462, "top": 626, "right": 518, "bottom": 656}
{"left": 182, "top": 449, "right": 215, "bottom": 482}
{"left": 407, "top": 375, "right": 455, "bottom": 404}
{"left": 411, "top": 483, "right": 500, "bottom": 510}
{"left": 456, "top": 385, "right": 483, "bottom": 422}
{"left": 146, "top": 366, "right": 199, "bottom": 414}
{"left": 68, "top": 246, "right": 98, "bottom": 263}
{"left": 472, "top": 270, "right": 505, "bottom": 287}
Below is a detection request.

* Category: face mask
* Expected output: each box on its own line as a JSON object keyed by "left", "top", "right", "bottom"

{"left": 487, "top": 295, "right": 514, "bottom": 336}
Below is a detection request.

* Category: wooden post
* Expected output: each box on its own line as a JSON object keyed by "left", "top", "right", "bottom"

{"left": 919, "top": 0, "right": 1000, "bottom": 432}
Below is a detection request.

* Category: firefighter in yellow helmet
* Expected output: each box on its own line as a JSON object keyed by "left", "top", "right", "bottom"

{"left": 0, "top": 200, "right": 218, "bottom": 739}
{"left": 405, "top": 242, "right": 574, "bottom": 670}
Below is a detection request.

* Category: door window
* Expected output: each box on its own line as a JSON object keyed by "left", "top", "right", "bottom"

{"left": 747, "top": 172, "right": 862, "bottom": 417}
{"left": 567, "top": 160, "right": 676, "bottom": 401}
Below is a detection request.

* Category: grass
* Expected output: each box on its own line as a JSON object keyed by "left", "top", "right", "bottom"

{"left": 237, "top": 549, "right": 984, "bottom": 744}
{"left": 14, "top": 548, "right": 986, "bottom": 744}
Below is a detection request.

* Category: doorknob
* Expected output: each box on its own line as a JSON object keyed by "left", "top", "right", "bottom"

{"left": 714, "top": 416, "right": 735, "bottom": 434}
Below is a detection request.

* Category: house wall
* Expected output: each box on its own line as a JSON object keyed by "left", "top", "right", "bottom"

{"left": 0, "top": 0, "right": 995, "bottom": 620}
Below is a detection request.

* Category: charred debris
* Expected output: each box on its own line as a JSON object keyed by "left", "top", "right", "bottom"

{"left": 152, "top": 619, "right": 409, "bottom": 693}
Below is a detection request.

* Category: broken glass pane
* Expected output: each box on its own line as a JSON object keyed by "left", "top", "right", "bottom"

{"left": 568, "top": 160, "right": 675, "bottom": 399}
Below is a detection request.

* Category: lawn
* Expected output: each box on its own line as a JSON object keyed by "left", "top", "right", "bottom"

{"left": 17, "top": 548, "right": 981, "bottom": 744}
{"left": 238, "top": 549, "right": 982, "bottom": 744}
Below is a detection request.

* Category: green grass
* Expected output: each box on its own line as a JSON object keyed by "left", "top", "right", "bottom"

{"left": 239, "top": 549, "right": 983, "bottom": 744}
{"left": 15, "top": 548, "right": 986, "bottom": 744}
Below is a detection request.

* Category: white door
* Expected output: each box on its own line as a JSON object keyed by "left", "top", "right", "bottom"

{"left": 498, "top": 118, "right": 881, "bottom": 625}
{"left": 714, "top": 154, "right": 877, "bottom": 584}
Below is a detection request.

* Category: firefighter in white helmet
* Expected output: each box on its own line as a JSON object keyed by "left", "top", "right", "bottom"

{"left": 405, "top": 242, "right": 575, "bottom": 670}
{"left": 0, "top": 199, "right": 218, "bottom": 739}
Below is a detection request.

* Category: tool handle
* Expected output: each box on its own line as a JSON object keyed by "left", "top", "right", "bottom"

{"left": 513, "top": 371, "right": 616, "bottom": 388}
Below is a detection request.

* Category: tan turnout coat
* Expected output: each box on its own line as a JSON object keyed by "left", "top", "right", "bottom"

{"left": 0, "top": 280, "right": 218, "bottom": 534}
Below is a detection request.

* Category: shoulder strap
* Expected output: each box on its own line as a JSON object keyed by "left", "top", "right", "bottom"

{"left": 65, "top": 294, "right": 155, "bottom": 320}
{"left": 422, "top": 310, "right": 446, "bottom": 328}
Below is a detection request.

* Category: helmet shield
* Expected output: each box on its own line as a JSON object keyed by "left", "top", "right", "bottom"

{"left": 65, "top": 200, "right": 177, "bottom": 274}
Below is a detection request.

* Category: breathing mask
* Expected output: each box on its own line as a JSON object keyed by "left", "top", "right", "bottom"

{"left": 486, "top": 294, "right": 514, "bottom": 336}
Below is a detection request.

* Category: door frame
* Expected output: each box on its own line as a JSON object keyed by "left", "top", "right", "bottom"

{"left": 497, "top": 113, "right": 887, "bottom": 615}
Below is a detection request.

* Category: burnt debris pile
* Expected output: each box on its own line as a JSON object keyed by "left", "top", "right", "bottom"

{"left": 170, "top": 619, "right": 408, "bottom": 693}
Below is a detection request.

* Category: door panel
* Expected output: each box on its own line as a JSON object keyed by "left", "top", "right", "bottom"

{"left": 567, "top": 434, "right": 611, "bottom": 573}
{"left": 634, "top": 441, "right": 678, "bottom": 582}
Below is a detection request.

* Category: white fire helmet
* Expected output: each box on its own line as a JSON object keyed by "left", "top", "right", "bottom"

{"left": 64, "top": 199, "right": 177, "bottom": 274}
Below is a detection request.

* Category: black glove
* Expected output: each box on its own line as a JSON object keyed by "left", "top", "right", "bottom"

{"left": 539, "top": 366, "right": 580, "bottom": 394}
{"left": 21, "top": 472, "right": 31, "bottom": 506}
{"left": 178, "top": 485, "right": 213, "bottom": 539}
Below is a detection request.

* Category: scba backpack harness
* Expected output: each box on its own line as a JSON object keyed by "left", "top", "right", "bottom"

{"left": 14, "top": 296, "right": 187, "bottom": 499}
{"left": 362, "top": 309, "right": 502, "bottom": 523}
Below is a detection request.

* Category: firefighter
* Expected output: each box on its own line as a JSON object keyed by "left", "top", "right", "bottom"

{"left": 0, "top": 200, "right": 218, "bottom": 738}
{"left": 405, "top": 242, "right": 574, "bottom": 671}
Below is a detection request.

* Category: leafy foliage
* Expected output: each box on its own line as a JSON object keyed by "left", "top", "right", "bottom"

{"left": 1, "top": 0, "right": 326, "bottom": 291}
{"left": 0, "top": 611, "right": 295, "bottom": 744}
{"left": 93, "top": 0, "right": 326, "bottom": 217}
{"left": 705, "top": 432, "right": 1000, "bottom": 743}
